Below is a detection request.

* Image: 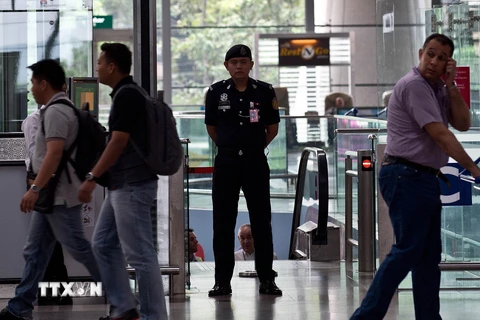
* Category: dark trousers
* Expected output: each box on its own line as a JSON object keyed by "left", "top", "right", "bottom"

{"left": 351, "top": 164, "right": 442, "bottom": 320}
{"left": 212, "top": 151, "right": 275, "bottom": 283}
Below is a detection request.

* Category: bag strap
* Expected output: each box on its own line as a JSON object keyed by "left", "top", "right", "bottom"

{"left": 112, "top": 84, "right": 150, "bottom": 165}
{"left": 40, "top": 98, "right": 79, "bottom": 183}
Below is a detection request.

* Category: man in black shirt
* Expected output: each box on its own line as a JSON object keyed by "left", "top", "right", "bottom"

{"left": 78, "top": 43, "right": 167, "bottom": 320}
{"left": 204, "top": 44, "right": 282, "bottom": 297}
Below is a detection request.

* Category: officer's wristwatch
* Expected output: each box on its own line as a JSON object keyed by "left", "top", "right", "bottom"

{"left": 30, "top": 184, "right": 39, "bottom": 193}
{"left": 85, "top": 172, "right": 97, "bottom": 182}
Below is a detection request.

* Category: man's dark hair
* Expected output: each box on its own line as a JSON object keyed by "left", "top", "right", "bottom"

{"left": 188, "top": 228, "right": 194, "bottom": 233}
{"left": 100, "top": 42, "right": 132, "bottom": 74}
{"left": 423, "top": 33, "right": 455, "bottom": 57}
{"left": 27, "top": 59, "right": 66, "bottom": 91}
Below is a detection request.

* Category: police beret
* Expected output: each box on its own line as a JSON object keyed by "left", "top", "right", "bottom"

{"left": 225, "top": 44, "right": 252, "bottom": 61}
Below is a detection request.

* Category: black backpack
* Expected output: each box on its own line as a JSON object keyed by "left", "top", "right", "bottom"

{"left": 42, "top": 99, "right": 108, "bottom": 186}
{"left": 113, "top": 84, "right": 183, "bottom": 176}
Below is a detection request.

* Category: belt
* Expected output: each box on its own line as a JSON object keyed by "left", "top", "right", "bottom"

{"left": 217, "top": 147, "right": 264, "bottom": 157}
{"left": 383, "top": 154, "right": 451, "bottom": 187}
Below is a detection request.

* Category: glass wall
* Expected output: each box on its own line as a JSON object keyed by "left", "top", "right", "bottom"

{"left": 0, "top": 1, "right": 93, "bottom": 132}
{"left": 169, "top": 0, "right": 305, "bottom": 109}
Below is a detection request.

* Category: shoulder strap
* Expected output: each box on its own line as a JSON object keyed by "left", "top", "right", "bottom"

{"left": 40, "top": 98, "right": 79, "bottom": 184}
{"left": 41, "top": 99, "right": 77, "bottom": 135}
{"left": 113, "top": 84, "right": 148, "bottom": 101}
{"left": 112, "top": 84, "right": 151, "bottom": 167}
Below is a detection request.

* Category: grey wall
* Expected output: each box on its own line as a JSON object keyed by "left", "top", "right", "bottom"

{"left": 315, "top": 0, "right": 432, "bottom": 107}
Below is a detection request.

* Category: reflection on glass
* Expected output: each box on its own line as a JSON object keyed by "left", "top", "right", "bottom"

{"left": 0, "top": 6, "right": 92, "bottom": 133}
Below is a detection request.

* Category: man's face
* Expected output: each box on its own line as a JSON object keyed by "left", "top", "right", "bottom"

{"left": 189, "top": 232, "right": 198, "bottom": 254}
{"left": 335, "top": 97, "right": 345, "bottom": 108}
{"left": 224, "top": 58, "right": 254, "bottom": 82}
{"left": 30, "top": 76, "right": 47, "bottom": 105}
{"left": 418, "top": 39, "right": 452, "bottom": 83}
{"left": 238, "top": 227, "right": 254, "bottom": 254}
{"left": 96, "top": 51, "right": 113, "bottom": 85}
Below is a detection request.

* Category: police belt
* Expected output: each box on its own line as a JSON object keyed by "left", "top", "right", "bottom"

{"left": 217, "top": 147, "right": 264, "bottom": 157}
{"left": 383, "top": 154, "right": 450, "bottom": 187}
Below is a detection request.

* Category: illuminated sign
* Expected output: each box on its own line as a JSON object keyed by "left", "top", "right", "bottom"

{"left": 93, "top": 15, "right": 113, "bottom": 29}
{"left": 361, "top": 157, "right": 373, "bottom": 171}
{"left": 278, "top": 38, "right": 330, "bottom": 66}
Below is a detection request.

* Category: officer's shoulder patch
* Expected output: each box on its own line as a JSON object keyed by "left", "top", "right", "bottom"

{"left": 210, "top": 80, "right": 228, "bottom": 91}
{"left": 272, "top": 97, "right": 279, "bottom": 110}
{"left": 254, "top": 79, "right": 273, "bottom": 90}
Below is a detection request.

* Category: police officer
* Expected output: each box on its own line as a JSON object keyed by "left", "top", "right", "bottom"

{"left": 205, "top": 44, "right": 282, "bottom": 297}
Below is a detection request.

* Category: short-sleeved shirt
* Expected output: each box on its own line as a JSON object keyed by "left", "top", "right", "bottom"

{"left": 385, "top": 67, "right": 451, "bottom": 169}
{"left": 108, "top": 76, "right": 157, "bottom": 189}
{"left": 31, "top": 92, "right": 81, "bottom": 207}
{"left": 21, "top": 105, "right": 46, "bottom": 170}
{"left": 204, "top": 78, "right": 280, "bottom": 149}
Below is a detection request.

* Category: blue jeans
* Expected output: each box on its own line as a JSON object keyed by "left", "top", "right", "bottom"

{"left": 92, "top": 180, "right": 167, "bottom": 320}
{"left": 7, "top": 205, "right": 100, "bottom": 318}
{"left": 351, "top": 164, "right": 442, "bottom": 320}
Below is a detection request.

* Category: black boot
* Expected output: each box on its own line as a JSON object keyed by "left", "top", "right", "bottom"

{"left": 208, "top": 282, "right": 232, "bottom": 297}
{"left": 259, "top": 280, "right": 282, "bottom": 296}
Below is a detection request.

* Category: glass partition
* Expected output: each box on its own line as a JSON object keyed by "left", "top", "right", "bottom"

{"left": 0, "top": 3, "right": 93, "bottom": 132}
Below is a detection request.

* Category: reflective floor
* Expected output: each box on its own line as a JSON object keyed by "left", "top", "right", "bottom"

{"left": 1, "top": 261, "right": 480, "bottom": 319}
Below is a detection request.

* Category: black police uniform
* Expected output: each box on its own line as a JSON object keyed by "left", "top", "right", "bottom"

{"left": 205, "top": 76, "right": 280, "bottom": 288}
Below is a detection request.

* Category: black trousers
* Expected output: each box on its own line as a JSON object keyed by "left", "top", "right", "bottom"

{"left": 212, "top": 151, "right": 275, "bottom": 283}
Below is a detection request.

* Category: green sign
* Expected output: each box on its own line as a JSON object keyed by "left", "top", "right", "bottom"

{"left": 93, "top": 15, "right": 113, "bottom": 29}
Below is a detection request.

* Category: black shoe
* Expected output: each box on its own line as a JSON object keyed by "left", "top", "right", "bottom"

{"left": 37, "top": 296, "right": 73, "bottom": 306}
{"left": 259, "top": 280, "right": 282, "bottom": 296}
{"left": 0, "top": 308, "right": 28, "bottom": 320}
{"left": 208, "top": 283, "right": 232, "bottom": 297}
{"left": 99, "top": 308, "right": 140, "bottom": 320}
{"left": 58, "top": 296, "right": 73, "bottom": 305}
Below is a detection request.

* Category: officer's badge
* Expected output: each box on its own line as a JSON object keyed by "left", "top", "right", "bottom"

{"left": 240, "top": 46, "right": 247, "bottom": 56}
{"left": 272, "top": 97, "right": 279, "bottom": 110}
{"left": 220, "top": 93, "right": 228, "bottom": 101}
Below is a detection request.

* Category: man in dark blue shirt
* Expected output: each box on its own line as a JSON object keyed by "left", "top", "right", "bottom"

{"left": 205, "top": 44, "right": 282, "bottom": 297}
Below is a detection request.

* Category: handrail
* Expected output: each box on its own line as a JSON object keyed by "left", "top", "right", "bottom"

{"left": 288, "top": 147, "right": 329, "bottom": 259}
{"left": 336, "top": 128, "right": 387, "bottom": 134}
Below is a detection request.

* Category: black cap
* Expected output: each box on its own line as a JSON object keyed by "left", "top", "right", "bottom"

{"left": 225, "top": 44, "right": 252, "bottom": 61}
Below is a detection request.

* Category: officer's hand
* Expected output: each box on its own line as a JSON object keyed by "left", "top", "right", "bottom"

{"left": 444, "top": 58, "right": 457, "bottom": 86}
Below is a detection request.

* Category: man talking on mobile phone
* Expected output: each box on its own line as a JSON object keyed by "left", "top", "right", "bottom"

{"left": 350, "top": 33, "right": 480, "bottom": 320}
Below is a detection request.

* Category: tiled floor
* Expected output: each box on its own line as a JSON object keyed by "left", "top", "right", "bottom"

{"left": 1, "top": 260, "right": 480, "bottom": 319}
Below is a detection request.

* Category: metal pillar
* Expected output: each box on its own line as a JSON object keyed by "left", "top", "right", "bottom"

{"left": 305, "top": 0, "right": 315, "bottom": 32}
{"left": 357, "top": 149, "right": 375, "bottom": 273}
{"left": 345, "top": 155, "right": 353, "bottom": 262}
{"left": 133, "top": 0, "right": 157, "bottom": 96}
{"left": 168, "top": 158, "right": 185, "bottom": 295}
{"left": 161, "top": 0, "right": 172, "bottom": 104}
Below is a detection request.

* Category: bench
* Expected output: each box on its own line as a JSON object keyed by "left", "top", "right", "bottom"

{"left": 126, "top": 266, "right": 180, "bottom": 296}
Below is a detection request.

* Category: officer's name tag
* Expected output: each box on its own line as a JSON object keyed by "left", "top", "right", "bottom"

{"left": 250, "top": 109, "right": 259, "bottom": 122}
{"left": 218, "top": 104, "right": 231, "bottom": 110}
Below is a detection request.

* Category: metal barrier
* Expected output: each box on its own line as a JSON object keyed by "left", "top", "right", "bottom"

{"left": 289, "top": 147, "right": 329, "bottom": 258}
{"left": 345, "top": 149, "right": 376, "bottom": 272}
{"left": 376, "top": 144, "right": 480, "bottom": 275}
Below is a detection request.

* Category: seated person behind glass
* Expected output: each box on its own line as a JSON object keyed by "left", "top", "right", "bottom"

{"left": 234, "top": 224, "right": 278, "bottom": 261}
{"left": 189, "top": 229, "right": 203, "bottom": 262}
